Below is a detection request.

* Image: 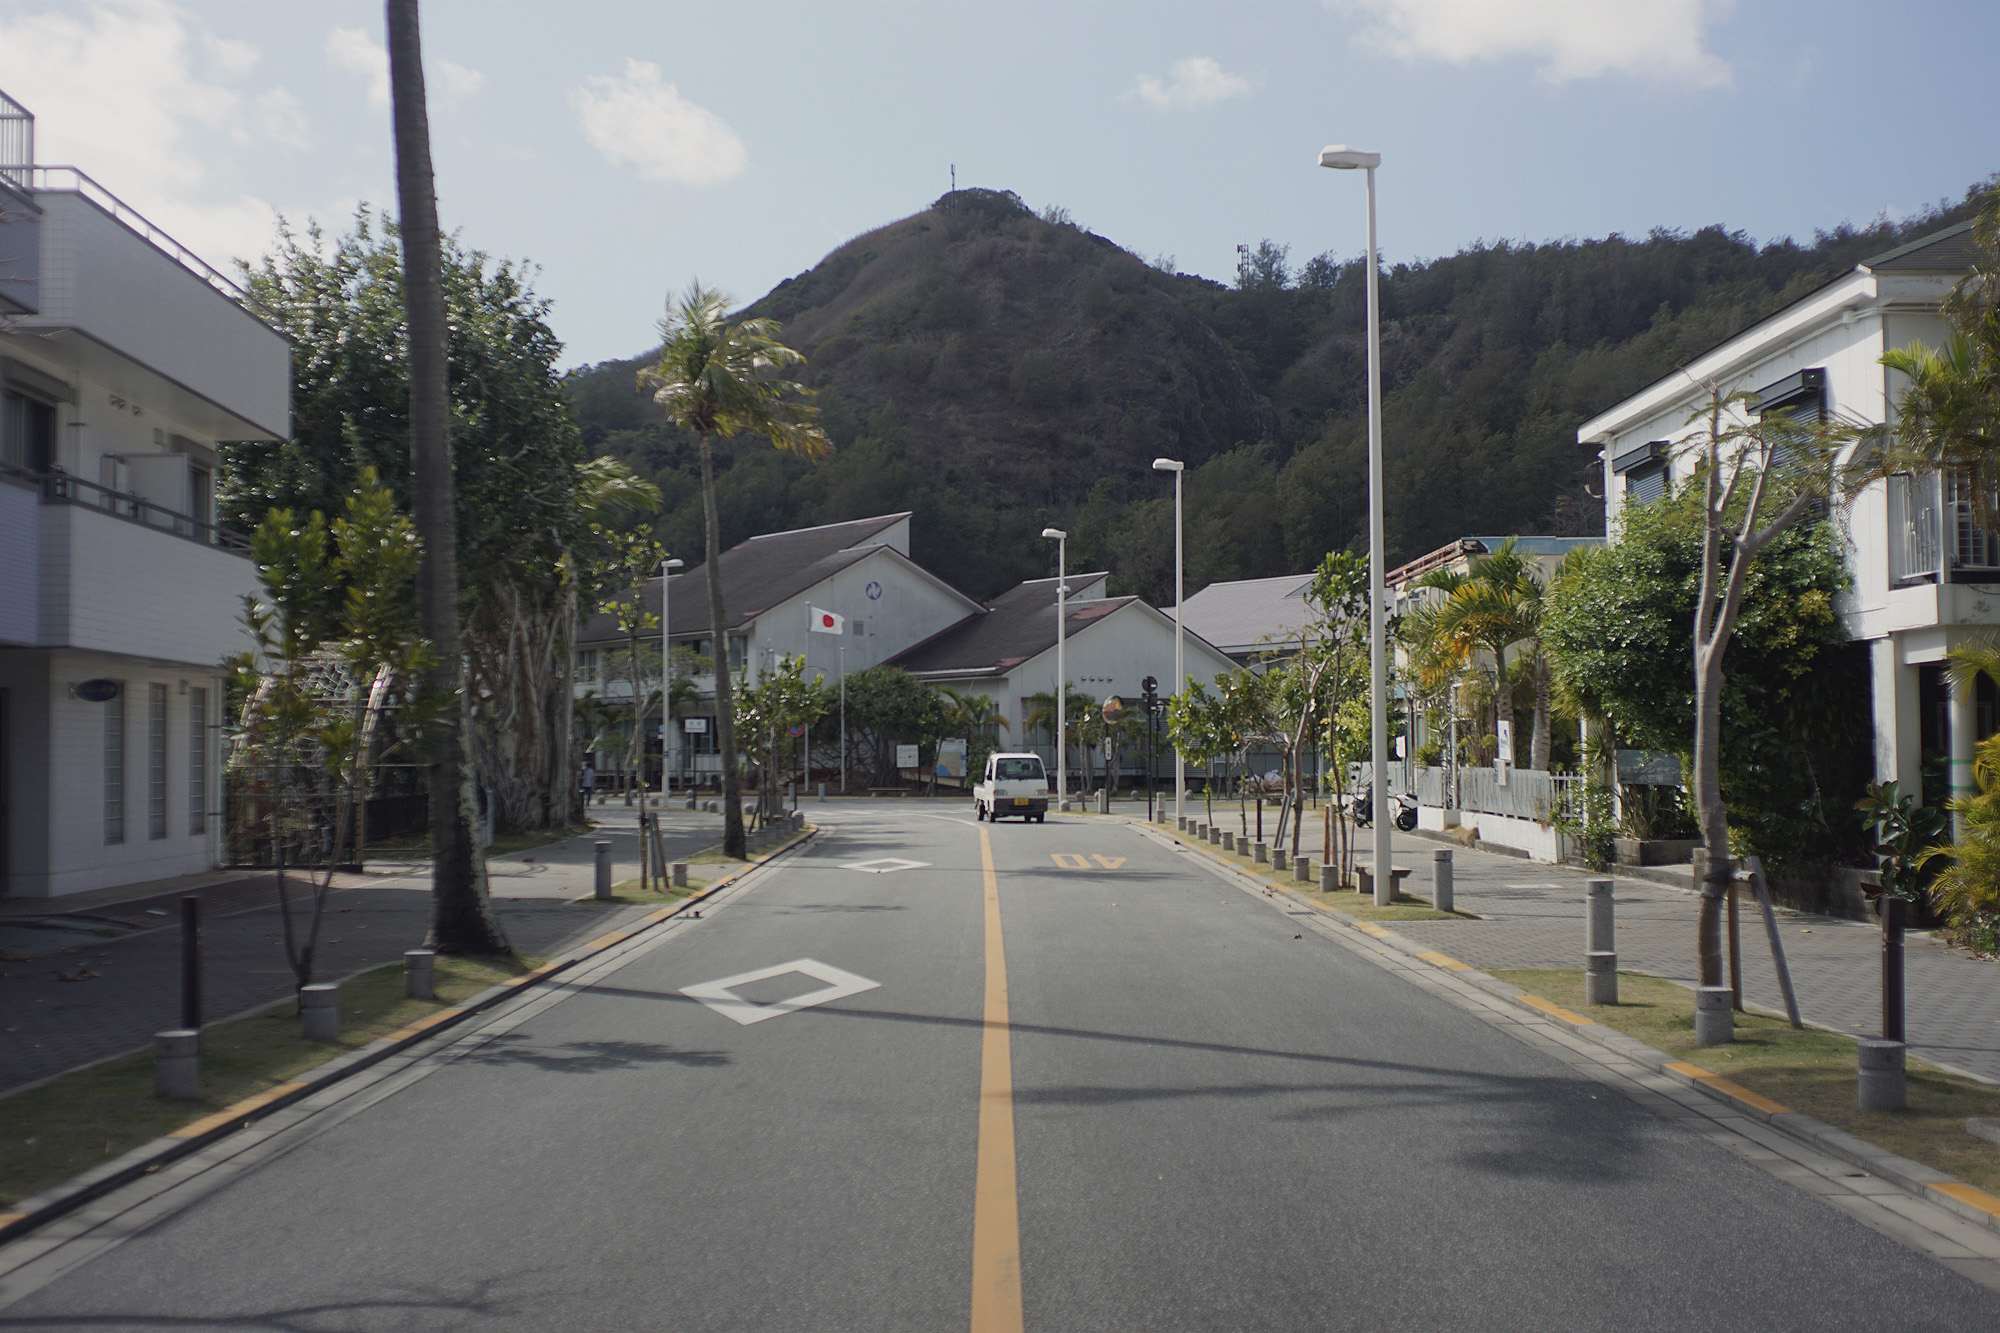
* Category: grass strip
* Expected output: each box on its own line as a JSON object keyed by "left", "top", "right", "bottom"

{"left": 0, "top": 954, "right": 535, "bottom": 1208}
{"left": 1183, "top": 834, "right": 1473, "bottom": 922}
{"left": 574, "top": 877, "right": 704, "bottom": 906}
{"left": 1494, "top": 967, "right": 2000, "bottom": 1195}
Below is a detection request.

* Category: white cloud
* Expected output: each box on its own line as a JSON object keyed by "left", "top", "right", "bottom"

{"left": 569, "top": 60, "right": 746, "bottom": 187}
{"left": 325, "top": 25, "right": 390, "bottom": 111}
{"left": 326, "top": 25, "right": 483, "bottom": 113}
{"left": 1126, "top": 56, "right": 1251, "bottom": 112}
{"left": 0, "top": 0, "right": 293, "bottom": 266}
{"left": 1344, "top": 0, "right": 1734, "bottom": 89}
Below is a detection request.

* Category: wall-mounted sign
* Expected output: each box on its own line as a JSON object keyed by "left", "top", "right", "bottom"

{"left": 683, "top": 717, "right": 710, "bottom": 733}
{"left": 1617, "top": 750, "right": 1682, "bottom": 786}
{"left": 895, "top": 743, "right": 919, "bottom": 769}
{"left": 74, "top": 679, "right": 121, "bottom": 702}
{"left": 865, "top": 581, "right": 882, "bottom": 600}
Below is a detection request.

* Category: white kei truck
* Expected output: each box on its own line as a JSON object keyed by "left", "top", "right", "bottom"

{"left": 972, "top": 752, "right": 1050, "bottom": 823}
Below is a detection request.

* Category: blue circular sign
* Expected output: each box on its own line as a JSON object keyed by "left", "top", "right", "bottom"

{"left": 75, "top": 679, "right": 121, "bottom": 703}
{"left": 865, "top": 581, "right": 882, "bottom": 600}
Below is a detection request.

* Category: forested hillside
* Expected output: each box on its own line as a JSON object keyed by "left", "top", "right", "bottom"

{"left": 567, "top": 183, "right": 1987, "bottom": 603}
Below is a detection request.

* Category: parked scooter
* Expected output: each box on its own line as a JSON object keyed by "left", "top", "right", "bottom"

{"left": 1354, "top": 785, "right": 1418, "bottom": 831}
{"left": 1352, "top": 784, "right": 1375, "bottom": 828}
{"left": 1392, "top": 791, "right": 1419, "bottom": 831}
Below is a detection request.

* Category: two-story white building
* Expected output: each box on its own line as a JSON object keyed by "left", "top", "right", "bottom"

{"left": 0, "top": 91, "right": 289, "bottom": 899}
{"left": 1580, "top": 219, "right": 1982, "bottom": 806}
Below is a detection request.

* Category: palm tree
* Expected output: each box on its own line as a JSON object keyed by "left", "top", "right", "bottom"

{"left": 639, "top": 285, "right": 829, "bottom": 857}
{"left": 386, "top": 0, "right": 507, "bottom": 953}
{"left": 1025, "top": 686, "right": 1095, "bottom": 798}
{"left": 1412, "top": 539, "right": 1552, "bottom": 771}
{"left": 932, "top": 686, "right": 1005, "bottom": 795}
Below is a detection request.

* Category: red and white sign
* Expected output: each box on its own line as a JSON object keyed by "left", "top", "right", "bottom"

{"left": 809, "top": 605, "right": 846, "bottom": 635}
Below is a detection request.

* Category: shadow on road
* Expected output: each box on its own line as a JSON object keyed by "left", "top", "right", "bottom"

{"left": 456, "top": 1033, "right": 730, "bottom": 1073}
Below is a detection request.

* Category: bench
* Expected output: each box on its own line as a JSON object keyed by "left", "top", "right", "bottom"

{"left": 866, "top": 787, "right": 911, "bottom": 798}
{"left": 1355, "top": 865, "right": 1415, "bottom": 898}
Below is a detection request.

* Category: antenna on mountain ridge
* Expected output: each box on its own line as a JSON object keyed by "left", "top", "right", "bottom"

{"left": 950, "top": 163, "right": 956, "bottom": 193}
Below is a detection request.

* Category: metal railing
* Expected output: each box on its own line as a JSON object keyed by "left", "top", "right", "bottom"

{"left": 1888, "top": 471, "right": 2000, "bottom": 583}
{"left": 2, "top": 461, "right": 249, "bottom": 551}
{"left": 1410, "top": 764, "right": 1586, "bottom": 824}
{"left": 0, "top": 165, "right": 252, "bottom": 306}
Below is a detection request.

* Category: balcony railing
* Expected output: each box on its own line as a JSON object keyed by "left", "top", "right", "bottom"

{"left": 0, "top": 165, "right": 251, "bottom": 306}
{"left": 1888, "top": 471, "right": 2000, "bottom": 585}
{"left": 1, "top": 461, "right": 249, "bottom": 552}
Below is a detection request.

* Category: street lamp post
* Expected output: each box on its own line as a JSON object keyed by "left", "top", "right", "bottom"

{"left": 660, "top": 556, "right": 683, "bottom": 802}
{"left": 1041, "top": 527, "right": 1068, "bottom": 812}
{"left": 1152, "top": 458, "right": 1185, "bottom": 821}
{"left": 1319, "top": 143, "right": 1393, "bottom": 905}
{"left": 838, "top": 645, "right": 847, "bottom": 795}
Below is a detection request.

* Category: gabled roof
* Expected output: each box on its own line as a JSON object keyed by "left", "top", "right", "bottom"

{"left": 580, "top": 512, "right": 916, "bottom": 642}
{"left": 1862, "top": 220, "right": 1978, "bottom": 274}
{"left": 891, "top": 575, "right": 1125, "bottom": 677}
{"left": 1171, "top": 573, "right": 1316, "bottom": 655}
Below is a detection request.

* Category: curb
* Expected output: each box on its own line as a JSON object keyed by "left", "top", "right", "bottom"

{"left": 1134, "top": 819, "right": 2000, "bottom": 1238}
{"left": 0, "top": 825, "right": 818, "bottom": 1247}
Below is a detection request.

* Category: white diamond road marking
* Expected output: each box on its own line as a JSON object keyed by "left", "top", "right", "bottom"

{"left": 680, "top": 958, "right": 882, "bottom": 1026}
{"left": 842, "top": 857, "right": 930, "bottom": 874}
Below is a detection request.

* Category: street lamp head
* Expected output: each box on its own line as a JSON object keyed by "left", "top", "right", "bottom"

{"left": 1041, "top": 527, "right": 1067, "bottom": 540}
{"left": 662, "top": 557, "right": 685, "bottom": 572}
{"left": 1318, "top": 145, "right": 1381, "bottom": 170}
{"left": 1151, "top": 458, "right": 1184, "bottom": 473}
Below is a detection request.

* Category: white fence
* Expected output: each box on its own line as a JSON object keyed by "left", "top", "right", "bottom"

{"left": 1405, "top": 765, "right": 1585, "bottom": 825}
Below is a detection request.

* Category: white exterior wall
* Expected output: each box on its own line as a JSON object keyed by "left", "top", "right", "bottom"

{"left": 29, "top": 190, "right": 289, "bottom": 438}
{"left": 1585, "top": 267, "right": 1988, "bottom": 790}
{"left": 0, "top": 479, "right": 38, "bottom": 645}
{"left": 754, "top": 549, "right": 980, "bottom": 686}
{"left": 1, "top": 653, "right": 225, "bottom": 898}
{"left": 35, "top": 502, "right": 257, "bottom": 665}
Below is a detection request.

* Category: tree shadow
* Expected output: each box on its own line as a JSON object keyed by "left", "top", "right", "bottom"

{"left": 0, "top": 1272, "right": 534, "bottom": 1329}
{"left": 455, "top": 1033, "right": 729, "bottom": 1073}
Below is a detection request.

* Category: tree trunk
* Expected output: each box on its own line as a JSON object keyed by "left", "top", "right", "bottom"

{"left": 387, "top": 0, "right": 507, "bottom": 954}
{"left": 698, "top": 434, "right": 745, "bottom": 857}
{"left": 1693, "top": 642, "right": 1730, "bottom": 988}
{"left": 1530, "top": 649, "right": 1551, "bottom": 773}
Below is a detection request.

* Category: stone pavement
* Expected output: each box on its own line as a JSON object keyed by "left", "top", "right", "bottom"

{"left": 1320, "top": 826, "right": 2000, "bottom": 1086}
{"left": 0, "top": 804, "right": 735, "bottom": 1097}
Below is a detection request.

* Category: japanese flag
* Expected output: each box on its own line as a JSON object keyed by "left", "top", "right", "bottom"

{"left": 810, "top": 605, "right": 845, "bottom": 635}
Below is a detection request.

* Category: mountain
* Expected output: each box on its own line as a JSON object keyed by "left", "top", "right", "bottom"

{"left": 567, "top": 182, "right": 1990, "bottom": 605}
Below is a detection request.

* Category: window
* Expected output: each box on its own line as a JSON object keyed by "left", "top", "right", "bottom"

{"left": 188, "top": 688, "right": 207, "bottom": 836}
{"left": 995, "top": 757, "right": 1045, "bottom": 782}
{"left": 148, "top": 684, "right": 168, "bottom": 839}
{"left": 727, "top": 635, "right": 748, "bottom": 671}
{"left": 189, "top": 467, "right": 213, "bottom": 532}
{"left": 576, "top": 649, "right": 598, "bottom": 684}
{"left": 103, "top": 689, "right": 125, "bottom": 844}
{"left": 1612, "top": 439, "right": 1670, "bottom": 507}
{"left": 1, "top": 390, "right": 55, "bottom": 473}
{"left": 684, "top": 717, "right": 718, "bottom": 755}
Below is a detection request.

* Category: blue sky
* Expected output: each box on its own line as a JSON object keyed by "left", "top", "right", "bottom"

{"left": 3, "top": 0, "right": 1995, "bottom": 370}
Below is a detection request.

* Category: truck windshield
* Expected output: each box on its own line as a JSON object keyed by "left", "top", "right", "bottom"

{"left": 995, "top": 759, "right": 1044, "bottom": 782}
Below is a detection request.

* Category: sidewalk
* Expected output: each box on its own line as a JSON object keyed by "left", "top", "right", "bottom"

{"left": 0, "top": 805, "right": 732, "bottom": 1097}
{"left": 1273, "top": 823, "right": 2000, "bottom": 1086}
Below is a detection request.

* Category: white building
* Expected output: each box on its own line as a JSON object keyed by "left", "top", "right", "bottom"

{"left": 0, "top": 93, "right": 288, "bottom": 899}
{"left": 576, "top": 512, "right": 983, "bottom": 780}
{"left": 1171, "top": 573, "right": 1318, "bottom": 664}
{"left": 893, "top": 574, "right": 1238, "bottom": 783}
{"left": 1579, "top": 219, "right": 1981, "bottom": 803}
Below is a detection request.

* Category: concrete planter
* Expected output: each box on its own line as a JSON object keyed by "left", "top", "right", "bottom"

{"left": 1613, "top": 837, "right": 1700, "bottom": 866}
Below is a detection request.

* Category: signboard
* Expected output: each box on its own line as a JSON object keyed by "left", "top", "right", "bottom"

{"left": 1617, "top": 750, "right": 1683, "bottom": 786}
{"left": 1495, "top": 719, "right": 1513, "bottom": 786}
{"left": 896, "top": 743, "right": 920, "bottom": 769}
{"left": 75, "top": 679, "right": 121, "bottom": 702}
{"left": 683, "top": 717, "right": 709, "bottom": 733}
{"left": 935, "top": 738, "right": 967, "bottom": 780}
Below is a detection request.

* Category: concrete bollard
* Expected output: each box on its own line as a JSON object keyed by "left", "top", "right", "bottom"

{"left": 1294, "top": 856, "right": 1313, "bottom": 884}
{"left": 405, "top": 949, "right": 436, "bottom": 1000}
{"left": 1253, "top": 840, "right": 1269, "bottom": 864}
{"left": 1357, "top": 865, "right": 1373, "bottom": 898}
{"left": 1272, "top": 847, "right": 1288, "bottom": 872}
{"left": 1584, "top": 950, "right": 1618, "bottom": 1006}
{"left": 300, "top": 983, "right": 340, "bottom": 1043}
{"left": 1586, "top": 878, "right": 1615, "bottom": 956}
{"left": 1222, "top": 831, "right": 1235, "bottom": 852}
{"left": 1857, "top": 1039, "right": 1908, "bottom": 1112}
{"left": 672, "top": 862, "right": 688, "bottom": 888}
{"left": 818, "top": 782, "right": 826, "bottom": 802}
{"left": 1433, "top": 848, "right": 1454, "bottom": 913}
{"left": 1321, "top": 862, "right": 1338, "bottom": 893}
{"left": 1177, "top": 816, "right": 1188, "bottom": 833}
{"left": 1693, "top": 986, "right": 1734, "bottom": 1046}
{"left": 154, "top": 1029, "right": 201, "bottom": 1099}
{"left": 1210, "top": 826, "right": 1223, "bottom": 847}
{"left": 594, "top": 840, "right": 613, "bottom": 900}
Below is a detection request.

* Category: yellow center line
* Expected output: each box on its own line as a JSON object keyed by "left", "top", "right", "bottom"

{"left": 970, "top": 825, "right": 1024, "bottom": 1333}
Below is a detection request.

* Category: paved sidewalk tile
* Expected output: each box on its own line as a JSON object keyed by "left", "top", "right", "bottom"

{"left": 0, "top": 806, "right": 734, "bottom": 1096}
{"left": 1346, "top": 828, "right": 2000, "bottom": 1084}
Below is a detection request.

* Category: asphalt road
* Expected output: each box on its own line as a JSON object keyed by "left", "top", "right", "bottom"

{"left": 4, "top": 804, "right": 1997, "bottom": 1330}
